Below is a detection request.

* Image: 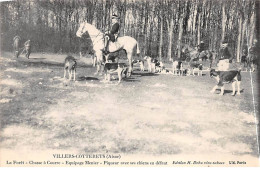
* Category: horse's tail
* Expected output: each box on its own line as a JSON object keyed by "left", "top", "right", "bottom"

{"left": 136, "top": 41, "right": 140, "bottom": 55}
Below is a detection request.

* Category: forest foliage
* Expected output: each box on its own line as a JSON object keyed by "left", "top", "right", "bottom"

{"left": 0, "top": 0, "right": 258, "bottom": 62}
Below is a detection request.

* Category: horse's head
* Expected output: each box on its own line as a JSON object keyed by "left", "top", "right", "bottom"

{"left": 76, "top": 22, "right": 103, "bottom": 39}
{"left": 76, "top": 22, "right": 86, "bottom": 38}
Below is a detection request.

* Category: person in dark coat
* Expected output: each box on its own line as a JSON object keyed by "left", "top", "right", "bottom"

{"left": 241, "top": 47, "right": 248, "bottom": 68}
{"left": 248, "top": 39, "right": 258, "bottom": 71}
{"left": 197, "top": 41, "right": 205, "bottom": 53}
{"left": 195, "top": 41, "right": 206, "bottom": 61}
{"left": 217, "top": 40, "right": 233, "bottom": 71}
{"left": 104, "top": 14, "right": 120, "bottom": 54}
{"left": 249, "top": 39, "right": 258, "bottom": 61}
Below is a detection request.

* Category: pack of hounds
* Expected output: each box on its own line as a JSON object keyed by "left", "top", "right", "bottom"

{"left": 64, "top": 55, "right": 242, "bottom": 96}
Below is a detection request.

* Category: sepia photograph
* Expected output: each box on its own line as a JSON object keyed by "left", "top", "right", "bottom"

{"left": 0, "top": 0, "right": 259, "bottom": 167}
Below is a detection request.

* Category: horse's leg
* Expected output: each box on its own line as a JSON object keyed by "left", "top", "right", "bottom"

{"left": 64, "top": 68, "right": 66, "bottom": 79}
{"left": 69, "top": 70, "right": 72, "bottom": 80}
{"left": 92, "top": 55, "right": 97, "bottom": 67}
{"left": 127, "top": 51, "right": 133, "bottom": 77}
{"left": 74, "top": 68, "right": 76, "bottom": 81}
{"left": 95, "top": 51, "right": 104, "bottom": 75}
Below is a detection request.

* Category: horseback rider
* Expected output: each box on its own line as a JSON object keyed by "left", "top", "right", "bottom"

{"left": 195, "top": 41, "right": 206, "bottom": 61}
{"left": 217, "top": 39, "right": 233, "bottom": 71}
{"left": 104, "top": 13, "right": 120, "bottom": 55}
{"left": 198, "top": 41, "right": 205, "bottom": 53}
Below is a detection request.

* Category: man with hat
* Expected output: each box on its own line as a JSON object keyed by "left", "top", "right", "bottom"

{"left": 217, "top": 39, "right": 233, "bottom": 71}
{"left": 104, "top": 13, "right": 120, "bottom": 55}
{"left": 248, "top": 39, "right": 258, "bottom": 71}
{"left": 198, "top": 41, "right": 205, "bottom": 53}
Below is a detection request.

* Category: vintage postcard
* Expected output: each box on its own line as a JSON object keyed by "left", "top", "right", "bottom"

{"left": 0, "top": 0, "right": 259, "bottom": 167}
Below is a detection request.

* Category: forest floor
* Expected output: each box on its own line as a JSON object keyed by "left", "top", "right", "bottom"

{"left": 0, "top": 51, "right": 259, "bottom": 167}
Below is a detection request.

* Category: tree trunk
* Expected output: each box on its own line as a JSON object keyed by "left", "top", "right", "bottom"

{"left": 192, "top": 1, "right": 197, "bottom": 45}
{"left": 158, "top": 16, "right": 163, "bottom": 61}
{"left": 197, "top": 12, "right": 201, "bottom": 45}
{"left": 249, "top": 11, "right": 255, "bottom": 48}
{"left": 236, "top": 16, "right": 242, "bottom": 62}
{"left": 177, "top": 15, "right": 183, "bottom": 59}
{"left": 240, "top": 18, "right": 247, "bottom": 60}
{"left": 143, "top": 1, "right": 149, "bottom": 55}
{"left": 167, "top": 17, "right": 174, "bottom": 61}
{"left": 221, "top": 3, "right": 227, "bottom": 44}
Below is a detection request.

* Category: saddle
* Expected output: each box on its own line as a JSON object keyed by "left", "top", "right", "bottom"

{"left": 103, "top": 34, "right": 120, "bottom": 55}
{"left": 105, "top": 33, "right": 118, "bottom": 42}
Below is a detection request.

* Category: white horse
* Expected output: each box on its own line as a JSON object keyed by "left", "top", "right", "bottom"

{"left": 76, "top": 22, "right": 140, "bottom": 76}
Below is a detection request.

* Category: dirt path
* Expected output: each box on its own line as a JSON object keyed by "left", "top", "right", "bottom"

{"left": 0, "top": 52, "right": 259, "bottom": 166}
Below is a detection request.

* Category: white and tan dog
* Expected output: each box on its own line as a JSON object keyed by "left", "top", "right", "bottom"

{"left": 155, "top": 61, "right": 164, "bottom": 73}
{"left": 104, "top": 62, "right": 128, "bottom": 83}
{"left": 144, "top": 56, "right": 153, "bottom": 72}
{"left": 172, "top": 61, "right": 183, "bottom": 76}
{"left": 144, "top": 56, "right": 163, "bottom": 73}
{"left": 132, "top": 59, "right": 145, "bottom": 71}
{"left": 189, "top": 63, "right": 203, "bottom": 76}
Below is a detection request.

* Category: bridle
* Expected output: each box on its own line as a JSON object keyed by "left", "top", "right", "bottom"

{"left": 79, "top": 23, "right": 105, "bottom": 47}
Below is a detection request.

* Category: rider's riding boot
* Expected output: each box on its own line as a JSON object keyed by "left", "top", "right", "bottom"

{"left": 103, "top": 37, "right": 109, "bottom": 55}
{"left": 104, "top": 43, "right": 109, "bottom": 55}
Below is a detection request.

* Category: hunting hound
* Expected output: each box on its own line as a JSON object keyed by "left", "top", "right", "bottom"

{"left": 64, "top": 56, "right": 77, "bottom": 81}
{"left": 132, "top": 59, "right": 145, "bottom": 71}
{"left": 172, "top": 61, "right": 183, "bottom": 75}
{"left": 189, "top": 63, "right": 203, "bottom": 76}
{"left": 210, "top": 69, "right": 241, "bottom": 96}
{"left": 104, "top": 62, "right": 128, "bottom": 83}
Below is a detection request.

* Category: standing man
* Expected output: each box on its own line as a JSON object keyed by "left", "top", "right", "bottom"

{"left": 13, "top": 35, "right": 21, "bottom": 58}
{"left": 241, "top": 47, "right": 248, "bottom": 68}
{"left": 104, "top": 13, "right": 120, "bottom": 55}
{"left": 248, "top": 39, "right": 258, "bottom": 71}
{"left": 24, "top": 40, "right": 31, "bottom": 59}
{"left": 218, "top": 40, "right": 233, "bottom": 71}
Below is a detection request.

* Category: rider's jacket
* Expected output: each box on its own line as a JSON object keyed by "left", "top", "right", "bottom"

{"left": 108, "top": 22, "right": 120, "bottom": 42}
{"left": 110, "top": 23, "right": 119, "bottom": 35}
{"left": 198, "top": 43, "right": 205, "bottom": 52}
{"left": 219, "top": 47, "right": 232, "bottom": 61}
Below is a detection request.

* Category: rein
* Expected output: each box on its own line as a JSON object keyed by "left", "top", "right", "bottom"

{"left": 80, "top": 23, "right": 105, "bottom": 47}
